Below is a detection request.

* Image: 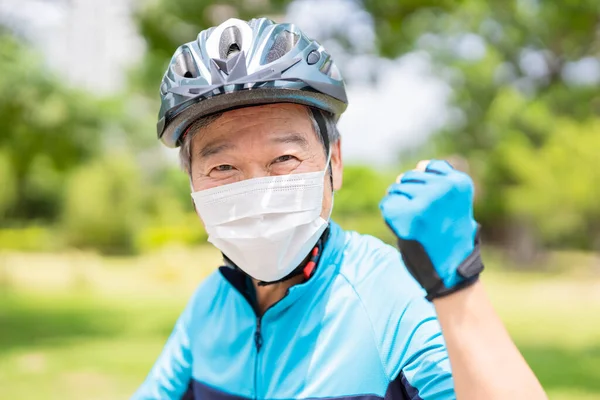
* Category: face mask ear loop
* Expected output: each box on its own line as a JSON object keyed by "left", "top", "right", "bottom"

{"left": 324, "top": 144, "right": 335, "bottom": 192}
{"left": 189, "top": 177, "right": 198, "bottom": 211}
{"left": 327, "top": 191, "right": 335, "bottom": 221}
{"left": 323, "top": 146, "right": 335, "bottom": 221}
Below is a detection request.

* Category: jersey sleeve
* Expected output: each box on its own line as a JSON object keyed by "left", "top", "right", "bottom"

{"left": 350, "top": 242, "right": 455, "bottom": 399}
{"left": 131, "top": 301, "right": 195, "bottom": 400}
{"left": 384, "top": 296, "right": 455, "bottom": 399}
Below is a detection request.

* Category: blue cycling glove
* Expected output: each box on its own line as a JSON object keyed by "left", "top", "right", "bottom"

{"left": 380, "top": 160, "right": 484, "bottom": 300}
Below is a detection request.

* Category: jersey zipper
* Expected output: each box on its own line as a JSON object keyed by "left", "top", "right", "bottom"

{"left": 245, "top": 275, "right": 310, "bottom": 399}
{"left": 254, "top": 317, "right": 263, "bottom": 399}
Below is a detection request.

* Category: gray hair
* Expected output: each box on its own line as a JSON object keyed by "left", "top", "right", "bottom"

{"left": 179, "top": 107, "right": 340, "bottom": 174}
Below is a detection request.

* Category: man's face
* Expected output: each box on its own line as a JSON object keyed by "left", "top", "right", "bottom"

{"left": 189, "top": 103, "right": 343, "bottom": 220}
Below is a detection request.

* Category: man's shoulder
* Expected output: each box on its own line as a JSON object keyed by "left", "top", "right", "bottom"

{"left": 336, "top": 229, "right": 425, "bottom": 304}
{"left": 184, "top": 268, "right": 231, "bottom": 314}
{"left": 334, "top": 230, "right": 439, "bottom": 362}
{"left": 332, "top": 231, "right": 425, "bottom": 318}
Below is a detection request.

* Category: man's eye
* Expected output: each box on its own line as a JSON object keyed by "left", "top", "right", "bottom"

{"left": 274, "top": 155, "right": 297, "bottom": 163}
{"left": 213, "top": 165, "right": 234, "bottom": 172}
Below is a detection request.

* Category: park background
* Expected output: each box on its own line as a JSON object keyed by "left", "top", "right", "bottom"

{"left": 0, "top": 0, "right": 599, "bottom": 398}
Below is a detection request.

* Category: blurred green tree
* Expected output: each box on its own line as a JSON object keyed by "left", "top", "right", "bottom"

{"left": 0, "top": 31, "right": 132, "bottom": 224}
{"left": 500, "top": 118, "right": 600, "bottom": 250}
{"left": 0, "top": 150, "right": 16, "bottom": 219}
{"left": 359, "top": 0, "right": 600, "bottom": 250}
{"left": 62, "top": 154, "right": 143, "bottom": 254}
{"left": 333, "top": 165, "right": 390, "bottom": 216}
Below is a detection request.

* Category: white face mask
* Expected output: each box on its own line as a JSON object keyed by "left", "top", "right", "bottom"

{"left": 191, "top": 155, "right": 332, "bottom": 283}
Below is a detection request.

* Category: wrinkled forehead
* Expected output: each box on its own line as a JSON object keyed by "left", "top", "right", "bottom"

{"left": 189, "top": 103, "right": 324, "bottom": 151}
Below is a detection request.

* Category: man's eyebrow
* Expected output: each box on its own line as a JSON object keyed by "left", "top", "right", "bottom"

{"left": 270, "top": 133, "right": 310, "bottom": 149}
{"left": 197, "top": 142, "right": 235, "bottom": 159}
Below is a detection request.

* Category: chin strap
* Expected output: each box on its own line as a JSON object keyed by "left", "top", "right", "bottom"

{"left": 224, "top": 226, "right": 330, "bottom": 286}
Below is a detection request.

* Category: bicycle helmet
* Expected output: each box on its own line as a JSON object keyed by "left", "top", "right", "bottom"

{"left": 157, "top": 17, "right": 348, "bottom": 148}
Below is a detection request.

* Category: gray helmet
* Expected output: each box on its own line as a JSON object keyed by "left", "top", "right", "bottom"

{"left": 157, "top": 17, "right": 348, "bottom": 148}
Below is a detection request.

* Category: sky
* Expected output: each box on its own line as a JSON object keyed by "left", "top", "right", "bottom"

{"left": 1, "top": 0, "right": 450, "bottom": 166}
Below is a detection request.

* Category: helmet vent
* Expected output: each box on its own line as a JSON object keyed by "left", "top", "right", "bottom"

{"left": 172, "top": 49, "right": 199, "bottom": 78}
{"left": 227, "top": 43, "right": 241, "bottom": 58}
{"left": 219, "top": 26, "right": 243, "bottom": 60}
{"left": 265, "top": 30, "right": 299, "bottom": 64}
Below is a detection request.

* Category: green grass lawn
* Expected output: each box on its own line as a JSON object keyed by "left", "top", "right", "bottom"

{"left": 0, "top": 247, "right": 599, "bottom": 399}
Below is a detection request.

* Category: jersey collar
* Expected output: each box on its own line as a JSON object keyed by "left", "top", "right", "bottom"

{"left": 218, "top": 221, "right": 347, "bottom": 316}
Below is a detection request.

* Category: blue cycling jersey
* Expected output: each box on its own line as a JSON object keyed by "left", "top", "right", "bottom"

{"left": 132, "top": 222, "right": 455, "bottom": 400}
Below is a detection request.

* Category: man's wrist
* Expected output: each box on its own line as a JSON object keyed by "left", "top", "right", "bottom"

{"left": 426, "top": 275, "right": 480, "bottom": 301}
{"left": 431, "top": 279, "right": 483, "bottom": 310}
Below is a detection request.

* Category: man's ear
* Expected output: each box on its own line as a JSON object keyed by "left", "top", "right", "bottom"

{"left": 330, "top": 138, "right": 343, "bottom": 191}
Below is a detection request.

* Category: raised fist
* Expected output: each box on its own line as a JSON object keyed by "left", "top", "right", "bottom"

{"left": 380, "top": 159, "right": 484, "bottom": 300}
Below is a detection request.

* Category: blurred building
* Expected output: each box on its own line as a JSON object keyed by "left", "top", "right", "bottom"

{"left": 0, "top": 0, "right": 144, "bottom": 94}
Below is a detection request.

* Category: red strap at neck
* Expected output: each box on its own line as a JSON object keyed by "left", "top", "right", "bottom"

{"left": 303, "top": 246, "right": 320, "bottom": 280}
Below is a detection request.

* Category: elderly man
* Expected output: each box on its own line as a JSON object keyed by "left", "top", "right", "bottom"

{"left": 133, "top": 18, "right": 546, "bottom": 400}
